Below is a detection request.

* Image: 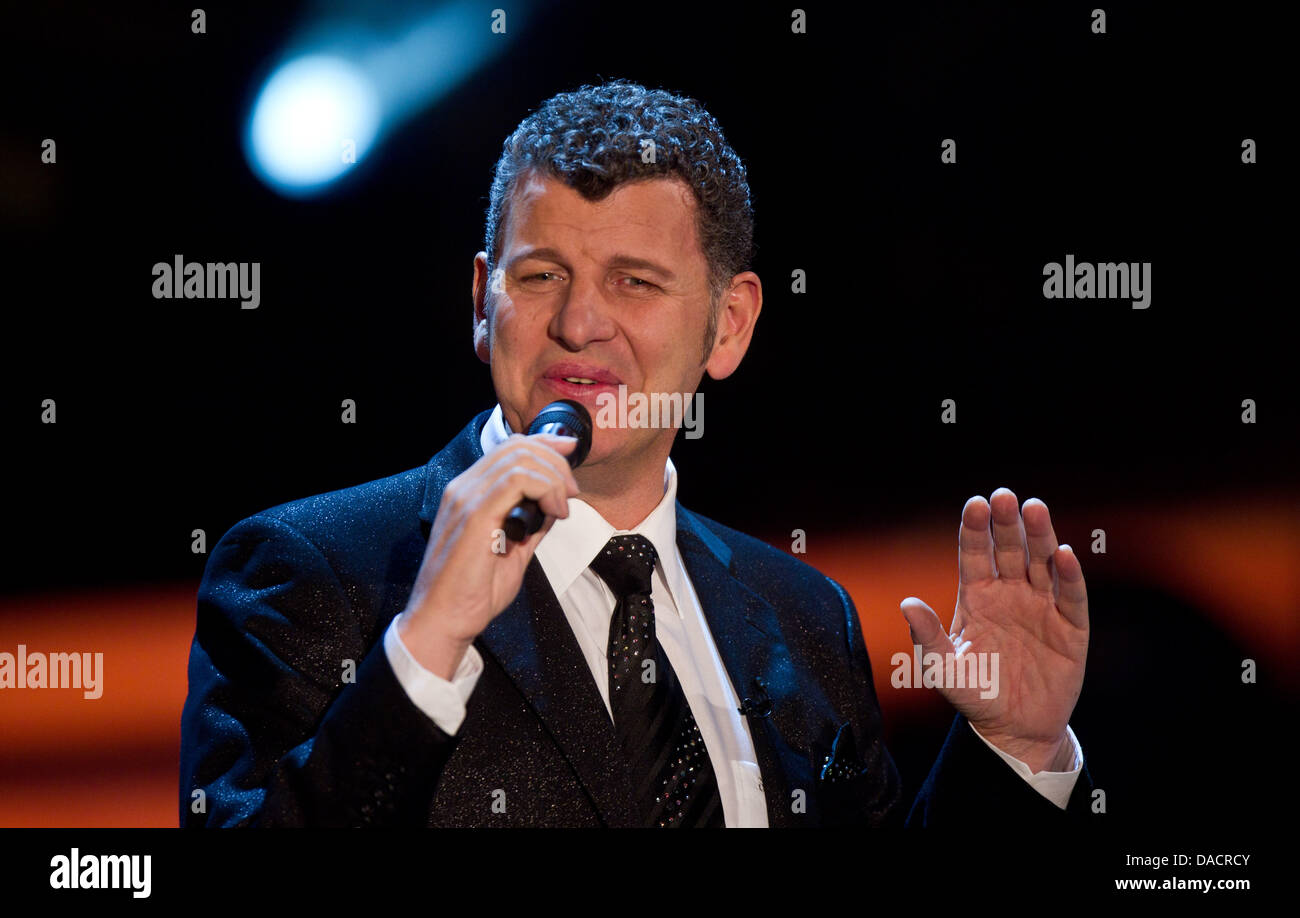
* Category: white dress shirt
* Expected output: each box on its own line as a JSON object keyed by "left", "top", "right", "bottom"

{"left": 384, "top": 404, "right": 1084, "bottom": 823}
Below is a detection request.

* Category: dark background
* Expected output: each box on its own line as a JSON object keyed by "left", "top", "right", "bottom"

{"left": 1, "top": 0, "right": 1295, "bottom": 831}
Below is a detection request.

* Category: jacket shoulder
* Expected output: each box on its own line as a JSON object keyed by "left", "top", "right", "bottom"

{"left": 205, "top": 464, "right": 433, "bottom": 616}
{"left": 252, "top": 465, "right": 429, "bottom": 550}
{"left": 236, "top": 410, "right": 487, "bottom": 554}
{"left": 682, "top": 509, "right": 848, "bottom": 612}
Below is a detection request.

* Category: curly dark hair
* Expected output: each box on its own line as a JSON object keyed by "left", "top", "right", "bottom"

{"left": 483, "top": 79, "right": 755, "bottom": 363}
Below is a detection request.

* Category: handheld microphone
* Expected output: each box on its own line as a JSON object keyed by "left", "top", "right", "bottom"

{"left": 503, "top": 399, "right": 593, "bottom": 542}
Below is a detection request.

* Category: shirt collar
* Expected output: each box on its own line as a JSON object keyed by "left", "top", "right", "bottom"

{"left": 479, "top": 403, "right": 683, "bottom": 610}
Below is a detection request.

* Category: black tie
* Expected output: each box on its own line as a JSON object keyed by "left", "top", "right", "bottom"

{"left": 590, "top": 534, "right": 724, "bottom": 827}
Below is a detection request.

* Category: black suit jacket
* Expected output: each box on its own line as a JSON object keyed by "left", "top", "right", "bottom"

{"left": 180, "top": 410, "right": 1093, "bottom": 826}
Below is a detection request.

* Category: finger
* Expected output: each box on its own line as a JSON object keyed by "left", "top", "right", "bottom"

{"left": 534, "top": 435, "right": 580, "bottom": 493}
{"left": 534, "top": 433, "right": 578, "bottom": 453}
{"left": 483, "top": 440, "right": 577, "bottom": 501}
{"left": 958, "top": 496, "right": 996, "bottom": 585}
{"left": 900, "top": 597, "right": 964, "bottom": 706}
{"left": 497, "top": 465, "right": 570, "bottom": 520}
{"left": 480, "top": 457, "right": 572, "bottom": 521}
{"left": 489, "top": 431, "right": 576, "bottom": 464}
{"left": 531, "top": 432, "right": 579, "bottom": 462}
{"left": 899, "top": 596, "right": 955, "bottom": 658}
{"left": 1022, "top": 497, "right": 1059, "bottom": 592}
{"left": 1053, "top": 544, "right": 1089, "bottom": 630}
{"left": 989, "top": 487, "right": 1028, "bottom": 581}
{"left": 512, "top": 435, "right": 581, "bottom": 496}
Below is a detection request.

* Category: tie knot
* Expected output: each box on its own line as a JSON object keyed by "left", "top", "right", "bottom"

{"left": 589, "top": 534, "right": 658, "bottom": 598}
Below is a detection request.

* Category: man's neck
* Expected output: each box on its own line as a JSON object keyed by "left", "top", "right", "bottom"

{"left": 574, "top": 455, "right": 670, "bottom": 531}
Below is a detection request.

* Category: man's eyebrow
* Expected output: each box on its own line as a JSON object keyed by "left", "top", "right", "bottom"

{"left": 607, "top": 253, "right": 677, "bottom": 282}
{"left": 508, "top": 247, "right": 677, "bottom": 282}
{"left": 507, "top": 247, "right": 569, "bottom": 270}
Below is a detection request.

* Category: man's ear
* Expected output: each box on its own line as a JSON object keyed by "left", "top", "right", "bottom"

{"left": 472, "top": 251, "right": 491, "bottom": 364}
{"left": 704, "top": 271, "right": 762, "bottom": 380}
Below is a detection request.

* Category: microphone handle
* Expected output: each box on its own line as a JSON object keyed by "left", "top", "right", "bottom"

{"left": 503, "top": 499, "right": 543, "bottom": 542}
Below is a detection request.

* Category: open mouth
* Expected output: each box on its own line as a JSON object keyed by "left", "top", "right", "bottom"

{"left": 542, "top": 363, "right": 623, "bottom": 394}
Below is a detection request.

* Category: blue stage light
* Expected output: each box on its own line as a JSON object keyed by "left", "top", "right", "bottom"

{"left": 246, "top": 55, "right": 380, "bottom": 195}
{"left": 244, "top": 1, "right": 524, "bottom": 198}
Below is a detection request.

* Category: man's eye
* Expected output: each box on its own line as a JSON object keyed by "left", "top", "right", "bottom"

{"left": 622, "top": 276, "right": 657, "bottom": 289}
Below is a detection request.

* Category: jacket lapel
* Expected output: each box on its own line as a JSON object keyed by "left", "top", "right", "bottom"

{"left": 675, "top": 505, "right": 811, "bottom": 828}
{"left": 417, "top": 410, "right": 492, "bottom": 527}
{"left": 417, "top": 411, "right": 638, "bottom": 827}
{"left": 477, "top": 562, "right": 640, "bottom": 826}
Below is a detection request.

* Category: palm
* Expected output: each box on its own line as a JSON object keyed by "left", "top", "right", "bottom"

{"left": 949, "top": 571, "right": 1087, "bottom": 743}
{"left": 902, "top": 489, "right": 1089, "bottom": 765}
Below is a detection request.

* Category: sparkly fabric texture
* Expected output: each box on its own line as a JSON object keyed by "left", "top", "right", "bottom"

{"left": 590, "top": 534, "right": 723, "bottom": 827}
{"left": 182, "top": 411, "right": 978, "bottom": 829}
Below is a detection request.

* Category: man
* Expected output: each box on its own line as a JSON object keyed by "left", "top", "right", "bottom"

{"left": 180, "top": 79, "right": 1092, "bottom": 827}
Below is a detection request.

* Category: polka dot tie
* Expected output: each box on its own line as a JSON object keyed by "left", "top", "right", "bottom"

{"left": 589, "top": 534, "right": 724, "bottom": 827}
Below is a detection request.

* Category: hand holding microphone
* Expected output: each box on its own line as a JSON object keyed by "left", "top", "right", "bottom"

{"left": 503, "top": 400, "right": 592, "bottom": 541}
{"left": 396, "top": 401, "right": 592, "bottom": 679}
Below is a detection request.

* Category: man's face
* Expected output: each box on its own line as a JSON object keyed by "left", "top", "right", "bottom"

{"left": 473, "top": 170, "right": 717, "bottom": 471}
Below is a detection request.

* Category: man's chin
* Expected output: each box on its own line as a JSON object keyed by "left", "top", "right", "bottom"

{"left": 583, "top": 431, "right": 673, "bottom": 473}
{"left": 579, "top": 440, "right": 622, "bottom": 471}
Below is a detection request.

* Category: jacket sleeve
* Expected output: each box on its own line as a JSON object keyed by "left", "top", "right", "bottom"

{"left": 179, "top": 514, "right": 458, "bottom": 827}
{"left": 907, "top": 713, "right": 1095, "bottom": 826}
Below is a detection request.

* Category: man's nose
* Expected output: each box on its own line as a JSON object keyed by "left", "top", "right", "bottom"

{"left": 548, "top": 275, "right": 614, "bottom": 349}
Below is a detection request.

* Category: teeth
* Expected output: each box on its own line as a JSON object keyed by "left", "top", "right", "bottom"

{"left": 564, "top": 377, "right": 596, "bottom": 384}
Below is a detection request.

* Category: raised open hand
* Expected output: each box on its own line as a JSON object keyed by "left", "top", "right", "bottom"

{"left": 900, "top": 488, "right": 1089, "bottom": 772}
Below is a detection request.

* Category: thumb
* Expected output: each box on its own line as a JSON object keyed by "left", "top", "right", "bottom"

{"left": 899, "top": 596, "right": 954, "bottom": 659}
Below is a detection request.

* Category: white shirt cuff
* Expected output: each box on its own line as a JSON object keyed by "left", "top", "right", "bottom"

{"left": 967, "top": 721, "right": 1083, "bottom": 810}
{"left": 382, "top": 616, "right": 484, "bottom": 735}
